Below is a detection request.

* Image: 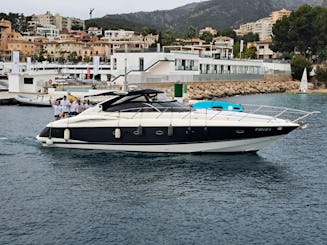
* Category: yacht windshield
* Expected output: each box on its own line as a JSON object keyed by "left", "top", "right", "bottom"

{"left": 100, "top": 91, "right": 191, "bottom": 112}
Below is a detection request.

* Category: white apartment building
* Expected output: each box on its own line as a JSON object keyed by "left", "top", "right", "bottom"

{"left": 254, "top": 17, "right": 273, "bottom": 41}
{"left": 237, "top": 22, "right": 256, "bottom": 35}
{"left": 199, "top": 27, "right": 217, "bottom": 36}
{"left": 271, "top": 9, "right": 291, "bottom": 22}
{"left": 36, "top": 25, "right": 59, "bottom": 37}
{"left": 88, "top": 27, "right": 103, "bottom": 36}
{"left": 236, "top": 9, "right": 291, "bottom": 40}
{"left": 28, "top": 11, "right": 84, "bottom": 33}
{"left": 102, "top": 30, "right": 135, "bottom": 41}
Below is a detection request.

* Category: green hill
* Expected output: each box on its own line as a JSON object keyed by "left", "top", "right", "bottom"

{"left": 85, "top": 0, "right": 326, "bottom": 32}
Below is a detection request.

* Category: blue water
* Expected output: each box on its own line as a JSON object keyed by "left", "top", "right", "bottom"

{"left": 0, "top": 93, "right": 326, "bottom": 244}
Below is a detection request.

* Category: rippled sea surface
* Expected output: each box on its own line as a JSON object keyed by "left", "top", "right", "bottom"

{"left": 0, "top": 93, "right": 326, "bottom": 244}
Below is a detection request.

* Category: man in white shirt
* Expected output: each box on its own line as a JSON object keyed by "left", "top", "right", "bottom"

{"left": 50, "top": 99, "right": 62, "bottom": 120}
{"left": 69, "top": 99, "right": 78, "bottom": 116}
{"left": 60, "top": 95, "right": 71, "bottom": 117}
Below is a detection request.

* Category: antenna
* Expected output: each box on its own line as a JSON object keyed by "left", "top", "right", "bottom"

{"left": 89, "top": 8, "right": 95, "bottom": 19}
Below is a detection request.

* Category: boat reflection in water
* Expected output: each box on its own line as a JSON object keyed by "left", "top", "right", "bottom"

{"left": 36, "top": 89, "right": 318, "bottom": 153}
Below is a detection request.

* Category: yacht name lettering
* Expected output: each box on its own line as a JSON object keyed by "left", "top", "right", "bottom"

{"left": 255, "top": 128, "right": 272, "bottom": 132}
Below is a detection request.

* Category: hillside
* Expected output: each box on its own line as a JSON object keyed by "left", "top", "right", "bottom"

{"left": 87, "top": 0, "right": 326, "bottom": 32}
{"left": 104, "top": 0, "right": 277, "bottom": 31}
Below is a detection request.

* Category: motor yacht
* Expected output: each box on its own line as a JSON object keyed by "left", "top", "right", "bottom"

{"left": 36, "top": 89, "right": 317, "bottom": 153}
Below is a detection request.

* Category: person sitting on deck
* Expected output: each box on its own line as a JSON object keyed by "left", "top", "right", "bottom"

{"left": 75, "top": 99, "right": 84, "bottom": 114}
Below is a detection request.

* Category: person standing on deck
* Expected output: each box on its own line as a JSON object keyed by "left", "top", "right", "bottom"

{"left": 75, "top": 99, "right": 84, "bottom": 114}
{"left": 60, "top": 95, "right": 71, "bottom": 117}
{"left": 69, "top": 99, "right": 78, "bottom": 116}
{"left": 83, "top": 99, "right": 91, "bottom": 111}
{"left": 49, "top": 99, "right": 62, "bottom": 121}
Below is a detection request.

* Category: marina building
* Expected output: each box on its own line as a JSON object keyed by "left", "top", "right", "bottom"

{"left": 110, "top": 49, "right": 290, "bottom": 86}
{"left": 1, "top": 46, "right": 291, "bottom": 94}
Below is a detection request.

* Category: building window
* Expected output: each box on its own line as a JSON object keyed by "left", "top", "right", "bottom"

{"left": 24, "top": 78, "right": 33, "bottom": 84}
{"left": 139, "top": 58, "right": 144, "bottom": 71}
{"left": 190, "top": 60, "right": 194, "bottom": 70}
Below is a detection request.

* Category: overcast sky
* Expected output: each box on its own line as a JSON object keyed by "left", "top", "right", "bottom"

{"left": 3, "top": 0, "right": 205, "bottom": 20}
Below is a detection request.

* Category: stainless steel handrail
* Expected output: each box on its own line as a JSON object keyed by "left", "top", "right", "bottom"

{"left": 103, "top": 104, "right": 318, "bottom": 123}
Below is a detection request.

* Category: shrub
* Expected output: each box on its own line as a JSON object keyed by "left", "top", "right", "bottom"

{"left": 315, "top": 64, "right": 327, "bottom": 86}
{"left": 290, "top": 55, "right": 312, "bottom": 80}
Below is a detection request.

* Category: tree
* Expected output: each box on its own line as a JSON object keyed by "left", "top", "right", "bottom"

{"left": 83, "top": 56, "right": 91, "bottom": 63}
{"left": 57, "top": 54, "right": 65, "bottom": 64}
{"left": 290, "top": 55, "right": 312, "bottom": 80}
{"left": 67, "top": 51, "right": 78, "bottom": 63}
{"left": 36, "top": 45, "right": 47, "bottom": 62}
{"left": 141, "top": 26, "right": 150, "bottom": 37}
{"left": 316, "top": 46, "right": 327, "bottom": 63}
{"left": 271, "top": 5, "right": 327, "bottom": 61}
{"left": 200, "top": 31, "right": 213, "bottom": 43}
{"left": 271, "top": 16, "right": 293, "bottom": 53}
{"left": 219, "top": 28, "right": 237, "bottom": 40}
{"left": 233, "top": 42, "right": 240, "bottom": 58}
{"left": 72, "top": 24, "right": 83, "bottom": 30}
{"left": 241, "top": 32, "right": 259, "bottom": 43}
{"left": 315, "top": 64, "right": 327, "bottom": 86}
{"left": 185, "top": 26, "right": 197, "bottom": 39}
{"left": 159, "top": 30, "right": 176, "bottom": 46}
{"left": 244, "top": 46, "right": 257, "bottom": 59}
{"left": 0, "top": 12, "right": 29, "bottom": 33}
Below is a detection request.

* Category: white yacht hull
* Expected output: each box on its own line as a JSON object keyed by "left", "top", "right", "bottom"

{"left": 37, "top": 135, "right": 282, "bottom": 153}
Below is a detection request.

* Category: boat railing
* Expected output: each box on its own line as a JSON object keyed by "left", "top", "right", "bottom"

{"left": 241, "top": 104, "right": 320, "bottom": 123}
{"left": 110, "top": 104, "right": 319, "bottom": 123}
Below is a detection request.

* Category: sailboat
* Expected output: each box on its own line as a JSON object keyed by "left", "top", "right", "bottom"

{"left": 299, "top": 67, "right": 308, "bottom": 93}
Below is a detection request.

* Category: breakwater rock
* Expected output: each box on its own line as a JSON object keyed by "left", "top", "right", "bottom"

{"left": 187, "top": 80, "right": 304, "bottom": 100}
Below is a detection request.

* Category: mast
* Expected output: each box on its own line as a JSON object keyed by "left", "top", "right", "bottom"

{"left": 123, "top": 58, "right": 128, "bottom": 92}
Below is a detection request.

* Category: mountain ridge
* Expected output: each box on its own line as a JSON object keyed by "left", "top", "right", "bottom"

{"left": 88, "top": 0, "right": 326, "bottom": 32}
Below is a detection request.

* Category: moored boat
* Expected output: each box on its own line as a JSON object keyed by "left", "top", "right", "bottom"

{"left": 36, "top": 89, "right": 318, "bottom": 153}
{"left": 15, "top": 94, "right": 52, "bottom": 107}
{"left": 299, "top": 67, "right": 308, "bottom": 93}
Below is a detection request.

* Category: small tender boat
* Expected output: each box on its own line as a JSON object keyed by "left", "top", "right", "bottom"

{"left": 36, "top": 89, "right": 319, "bottom": 153}
{"left": 192, "top": 100, "right": 243, "bottom": 112}
{"left": 15, "top": 94, "right": 52, "bottom": 107}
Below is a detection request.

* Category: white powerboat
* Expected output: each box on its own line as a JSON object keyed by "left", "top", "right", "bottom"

{"left": 15, "top": 94, "right": 52, "bottom": 107}
{"left": 36, "top": 89, "right": 318, "bottom": 153}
